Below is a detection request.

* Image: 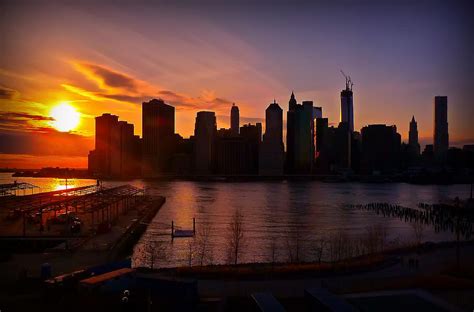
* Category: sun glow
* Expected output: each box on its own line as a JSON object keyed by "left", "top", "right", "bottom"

{"left": 50, "top": 103, "right": 80, "bottom": 132}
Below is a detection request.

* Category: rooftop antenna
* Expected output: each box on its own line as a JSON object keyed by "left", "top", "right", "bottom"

{"left": 340, "top": 70, "right": 353, "bottom": 91}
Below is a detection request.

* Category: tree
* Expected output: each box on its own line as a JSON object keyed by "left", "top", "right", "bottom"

{"left": 311, "top": 236, "right": 327, "bottom": 264}
{"left": 141, "top": 240, "right": 167, "bottom": 269}
{"left": 226, "top": 209, "right": 245, "bottom": 265}
{"left": 196, "top": 223, "right": 213, "bottom": 266}
{"left": 285, "top": 227, "right": 302, "bottom": 263}
{"left": 267, "top": 234, "right": 278, "bottom": 266}
{"left": 411, "top": 221, "right": 424, "bottom": 245}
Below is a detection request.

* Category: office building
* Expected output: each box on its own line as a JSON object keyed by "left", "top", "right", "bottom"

{"left": 259, "top": 101, "right": 284, "bottom": 175}
{"left": 194, "top": 111, "right": 217, "bottom": 175}
{"left": 361, "top": 124, "right": 401, "bottom": 174}
{"left": 434, "top": 96, "right": 449, "bottom": 162}
{"left": 142, "top": 99, "right": 175, "bottom": 177}
{"left": 340, "top": 79, "right": 354, "bottom": 132}
{"left": 231, "top": 103, "right": 240, "bottom": 136}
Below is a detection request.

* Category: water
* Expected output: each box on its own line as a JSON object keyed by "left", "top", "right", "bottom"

{"left": 0, "top": 173, "right": 469, "bottom": 267}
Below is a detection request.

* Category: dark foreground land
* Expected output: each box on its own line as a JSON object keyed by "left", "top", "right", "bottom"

{"left": 1, "top": 240, "right": 473, "bottom": 312}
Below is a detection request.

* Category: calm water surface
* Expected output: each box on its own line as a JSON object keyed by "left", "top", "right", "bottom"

{"left": 0, "top": 173, "right": 469, "bottom": 267}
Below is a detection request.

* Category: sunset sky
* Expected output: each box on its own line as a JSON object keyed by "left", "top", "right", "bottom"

{"left": 1, "top": 0, "right": 473, "bottom": 168}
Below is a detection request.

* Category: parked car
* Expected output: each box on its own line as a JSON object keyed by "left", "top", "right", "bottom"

{"left": 51, "top": 212, "right": 80, "bottom": 224}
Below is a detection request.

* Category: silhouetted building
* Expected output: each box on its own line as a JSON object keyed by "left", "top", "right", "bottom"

{"left": 327, "top": 122, "right": 352, "bottom": 172}
{"left": 286, "top": 92, "right": 297, "bottom": 172}
{"left": 194, "top": 111, "right": 217, "bottom": 175}
{"left": 111, "top": 121, "right": 135, "bottom": 177}
{"left": 240, "top": 123, "right": 261, "bottom": 174}
{"left": 171, "top": 135, "right": 193, "bottom": 175}
{"left": 259, "top": 101, "right": 284, "bottom": 175}
{"left": 351, "top": 131, "right": 361, "bottom": 173}
{"left": 361, "top": 124, "right": 401, "bottom": 174}
{"left": 340, "top": 80, "right": 354, "bottom": 132}
{"left": 142, "top": 99, "right": 175, "bottom": 177}
{"left": 409, "top": 116, "right": 420, "bottom": 156}
{"left": 312, "top": 106, "right": 323, "bottom": 160}
{"left": 434, "top": 96, "right": 448, "bottom": 163}
{"left": 230, "top": 103, "right": 239, "bottom": 136}
{"left": 92, "top": 113, "right": 119, "bottom": 176}
{"left": 216, "top": 136, "right": 249, "bottom": 175}
{"left": 286, "top": 92, "right": 313, "bottom": 174}
{"left": 314, "top": 119, "right": 352, "bottom": 173}
{"left": 313, "top": 106, "right": 323, "bottom": 119}
{"left": 422, "top": 144, "right": 435, "bottom": 166}
{"left": 315, "top": 118, "right": 329, "bottom": 172}
{"left": 88, "top": 113, "right": 140, "bottom": 178}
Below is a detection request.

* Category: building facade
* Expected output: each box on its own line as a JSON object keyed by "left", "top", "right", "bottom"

{"left": 142, "top": 99, "right": 175, "bottom": 177}
{"left": 434, "top": 96, "right": 448, "bottom": 162}
{"left": 259, "top": 101, "right": 284, "bottom": 175}
{"left": 194, "top": 111, "right": 217, "bottom": 175}
{"left": 230, "top": 103, "right": 240, "bottom": 136}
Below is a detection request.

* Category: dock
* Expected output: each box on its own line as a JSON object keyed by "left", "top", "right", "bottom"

{"left": 171, "top": 218, "right": 196, "bottom": 238}
{"left": 0, "top": 186, "right": 166, "bottom": 285}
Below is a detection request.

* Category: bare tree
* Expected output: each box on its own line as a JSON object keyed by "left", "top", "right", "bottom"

{"left": 412, "top": 222, "right": 424, "bottom": 245}
{"left": 196, "top": 223, "right": 213, "bottom": 266}
{"left": 311, "top": 236, "right": 327, "bottom": 264}
{"left": 363, "top": 224, "right": 388, "bottom": 255}
{"left": 285, "top": 227, "right": 302, "bottom": 263}
{"left": 226, "top": 209, "right": 245, "bottom": 265}
{"left": 267, "top": 234, "right": 278, "bottom": 266}
{"left": 186, "top": 240, "right": 195, "bottom": 266}
{"left": 143, "top": 240, "right": 167, "bottom": 269}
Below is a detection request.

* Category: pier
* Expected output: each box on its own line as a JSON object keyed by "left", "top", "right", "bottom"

{"left": 171, "top": 218, "right": 196, "bottom": 238}
{"left": 0, "top": 185, "right": 166, "bottom": 284}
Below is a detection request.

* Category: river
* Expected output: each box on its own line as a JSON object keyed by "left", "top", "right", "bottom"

{"left": 0, "top": 173, "right": 470, "bottom": 267}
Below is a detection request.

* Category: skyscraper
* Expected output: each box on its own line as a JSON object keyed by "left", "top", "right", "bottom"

{"left": 409, "top": 116, "right": 420, "bottom": 156}
{"left": 194, "top": 111, "right": 217, "bottom": 175}
{"left": 286, "top": 92, "right": 297, "bottom": 172}
{"left": 361, "top": 124, "right": 401, "bottom": 174}
{"left": 94, "top": 113, "right": 119, "bottom": 176}
{"left": 259, "top": 101, "right": 284, "bottom": 175}
{"left": 434, "top": 96, "right": 448, "bottom": 162}
{"left": 286, "top": 92, "right": 313, "bottom": 173}
{"left": 142, "top": 99, "right": 175, "bottom": 177}
{"left": 240, "top": 123, "right": 261, "bottom": 173}
{"left": 230, "top": 103, "right": 239, "bottom": 136}
{"left": 340, "top": 78, "right": 354, "bottom": 132}
{"left": 89, "top": 113, "right": 139, "bottom": 178}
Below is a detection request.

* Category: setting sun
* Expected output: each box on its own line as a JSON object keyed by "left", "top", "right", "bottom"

{"left": 50, "top": 103, "right": 80, "bottom": 132}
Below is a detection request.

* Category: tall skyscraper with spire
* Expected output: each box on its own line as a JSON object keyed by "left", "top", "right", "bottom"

{"left": 409, "top": 116, "right": 420, "bottom": 156}
{"left": 230, "top": 103, "right": 239, "bottom": 136}
{"left": 286, "top": 91, "right": 297, "bottom": 172}
{"left": 285, "top": 91, "right": 313, "bottom": 173}
{"left": 340, "top": 76, "right": 354, "bottom": 132}
{"left": 434, "top": 96, "right": 448, "bottom": 162}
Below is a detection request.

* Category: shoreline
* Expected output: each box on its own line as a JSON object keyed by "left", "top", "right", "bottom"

{"left": 4, "top": 172, "right": 474, "bottom": 185}
{"left": 141, "top": 239, "right": 474, "bottom": 280}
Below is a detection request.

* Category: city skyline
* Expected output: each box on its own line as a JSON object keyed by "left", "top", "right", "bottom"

{"left": 1, "top": 0, "right": 473, "bottom": 169}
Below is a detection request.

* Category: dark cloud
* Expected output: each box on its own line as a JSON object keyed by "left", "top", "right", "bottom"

{"left": 0, "top": 86, "right": 20, "bottom": 99}
{"left": 79, "top": 62, "right": 138, "bottom": 92}
{"left": 0, "top": 112, "right": 53, "bottom": 121}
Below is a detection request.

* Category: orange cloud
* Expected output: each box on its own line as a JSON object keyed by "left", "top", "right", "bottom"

{"left": 65, "top": 60, "right": 236, "bottom": 114}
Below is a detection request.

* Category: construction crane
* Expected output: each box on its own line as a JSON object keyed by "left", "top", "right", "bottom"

{"left": 340, "top": 70, "right": 353, "bottom": 91}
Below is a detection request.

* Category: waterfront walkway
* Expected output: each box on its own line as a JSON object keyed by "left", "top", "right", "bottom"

{"left": 0, "top": 196, "right": 165, "bottom": 286}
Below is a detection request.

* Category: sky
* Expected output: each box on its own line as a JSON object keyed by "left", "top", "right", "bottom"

{"left": 0, "top": 0, "right": 473, "bottom": 168}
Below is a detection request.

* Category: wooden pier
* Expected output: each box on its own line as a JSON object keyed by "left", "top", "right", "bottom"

{"left": 171, "top": 218, "right": 196, "bottom": 238}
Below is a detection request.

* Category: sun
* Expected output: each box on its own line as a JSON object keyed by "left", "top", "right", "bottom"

{"left": 50, "top": 103, "right": 80, "bottom": 132}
